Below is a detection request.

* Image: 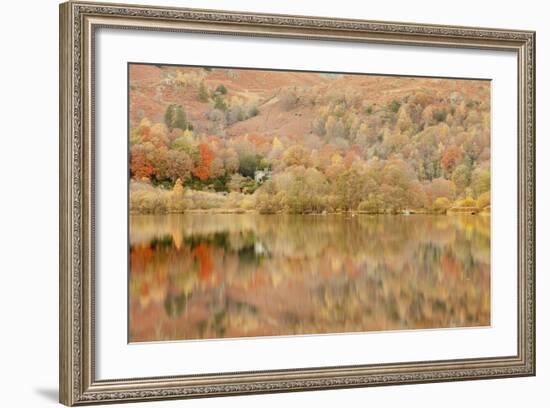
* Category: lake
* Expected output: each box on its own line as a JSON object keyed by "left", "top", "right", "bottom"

{"left": 129, "top": 213, "right": 490, "bottom": 342}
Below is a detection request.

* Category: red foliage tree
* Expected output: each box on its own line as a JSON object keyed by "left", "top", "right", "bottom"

{"left": 193, "top": 143, "right": 214, "bottom": 181}
{"left": 130, "top": 145, "right": 154, "bottom": 180}
{"left": 441, "top": 145, "right": 463, "bottom": 174}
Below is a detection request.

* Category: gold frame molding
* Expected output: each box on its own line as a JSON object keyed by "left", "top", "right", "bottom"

{"left": 59, "top": 1, "right": 536, "bottom": 405}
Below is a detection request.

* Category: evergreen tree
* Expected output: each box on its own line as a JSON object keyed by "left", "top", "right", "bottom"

{"left": 215, "top": 84, "right": 227, "bottom": 95}
{"left": 164, "top": 104, "right": 191, "bottom": 131}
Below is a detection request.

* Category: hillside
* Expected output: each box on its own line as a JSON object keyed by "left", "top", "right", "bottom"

{"left": 128, "top": 63, "right": 491, "bottom": 214}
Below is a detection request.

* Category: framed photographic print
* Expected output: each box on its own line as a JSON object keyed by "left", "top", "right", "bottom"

{"left": 59, "top": 1, "right": 536, "bottom": 405}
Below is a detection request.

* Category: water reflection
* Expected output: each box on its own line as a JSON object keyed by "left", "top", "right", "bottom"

{"left": 129, "top": 214, "right": 490, "bottom": 342}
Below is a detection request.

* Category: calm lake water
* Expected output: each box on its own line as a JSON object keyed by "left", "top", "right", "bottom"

{"left": 129, "top": 213, "right": 490, "bottom": 342}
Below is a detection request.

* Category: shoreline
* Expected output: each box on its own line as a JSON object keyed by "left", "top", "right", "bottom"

{"left": 130, "top": 208, "right": 491, "bottom": 216}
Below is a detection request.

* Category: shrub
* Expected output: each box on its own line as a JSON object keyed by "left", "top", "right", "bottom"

{"left": 240, "top": 195, "right": 256, "bottom": 210}
{"left": 455, "top": 196, "right": 477, "bottom": 208}
{"left": 224, "top": 192, "right": 244, "bottom": 209}
{"left": 210, "top": 177, "right": 228, "bottom": 192}
{"left": 130, "top": 180, "right": 189, "bottom": 213}
{"left": 186, "top": 190, "right": 227, "bottom": 209}
{"left": 129, "top": 189, "right": 168, "bottom": 213}
{"left": 256, "top": 192, "right": 283, "bottom": 214}
{"left": 213, "top": 95, "right": 228, "bottom": 112}
{"left": 174, "top": 69, "right": 206, "bottom": 88}
{"left": 389, "top": 100, "right": 401, "bottom": 113}
{"left": 434, "top": 110, "right": 447, "bottom": 122}
{"left": 168, "top": 194, "right": 187, "bottom": 212}
{"left": 227, "top": 174, "right": 246, "bottom": 192}
{"left": 248, "top": 104, "right": 259, "bottom": 117}
{"left": 241, "top": 179, "right": 259, "bottom": 194}
{"left": 280, "top": 88, "right": 298, "bottom": 111}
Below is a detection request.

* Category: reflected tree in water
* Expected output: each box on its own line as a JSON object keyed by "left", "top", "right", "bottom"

{"left": 129, "top": 214, "right": 490, "bottom": 342}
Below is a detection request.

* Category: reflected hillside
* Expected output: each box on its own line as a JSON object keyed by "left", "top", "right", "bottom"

{"left": 129, "top": 214, "right": 490, "bottom": 342}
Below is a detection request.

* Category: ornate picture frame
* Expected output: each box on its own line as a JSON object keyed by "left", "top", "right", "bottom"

{"left": 59, "top": 1, "right": 535, "bottom": 405}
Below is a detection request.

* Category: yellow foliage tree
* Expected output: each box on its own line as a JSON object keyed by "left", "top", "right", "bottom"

{"left": 173, "top": 178, "right": 184, "bottom": 195}
{"left": 433, "top": 197, "right": 452, "bottom": 212}
{"left": 477, "top": 192, "right": 490, "bottom": 209}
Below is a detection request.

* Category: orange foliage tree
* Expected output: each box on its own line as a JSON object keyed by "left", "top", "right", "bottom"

{"left": 192, "top": 143, "right": 214, "bottom": 181}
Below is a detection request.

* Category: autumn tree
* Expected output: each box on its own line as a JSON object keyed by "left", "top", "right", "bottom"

{"left": 426, "top": 177, "right": 456, "bottom": 206}
{"left": 168, "top": 178, "right": 187, "bottom": 212}
{"left": 471, "top": 168, "right": 490, "bottom": 197}
{"left": 281, "top": 170, "right": 308, "bottom": 213}
{"left": 173, "top": 178, "right": 184, "bottom": 195}
{"left": 441, "top": 145, "right": 463, "bottom": 175}
{"left": 324, "top": 115, "right": 346, "bottom": 140}
{"left": 433, "top": 197, "right": 451, "bottom": 213}
{"left": 413, "top": 127, "right": 442, "bottom": 180}
{"left": 270, "top": 166, "right": 328, "bottom": 213}
{"left": 221, "top": 148, "right": 239, "bottom": 174}
{"left": 451, "top": 164, "right": 471, "bottom": 194}
{"left": 172, "top": 129, "right": 197, "bottom": 158}
{"left": 334, "top": 162, "right": 377, "bottom": 211}
{"left": 407, "top": 180, "right": 428, "bottom": 209}
{"left": 148, "top": 146, "right": 169, "bottom": 181}
{"left": 379, "top": 159, "right": 417, "bottom": 212}
{"left": 192, "top": 143, "right": 214, "bottom": 181}
{"left": 462, "top": 138, "right": 481, "bottom": 165}
{"left": 381, "top": 129, "right": 408, "bottom": 156}
{"left": 165, "top": 150, "right": 193, "bottom": 182}
{"left": 210, "top": 157, "right": 225, "bottom": 178}
{"left": 148, "top": 123, "right": 169, "bottom": 147}
{"left": 304, "top": 168, "right": 330, "bottom": 212}
{"left": 130, "top": 145, "right": 154, "bottom": 180}
{"left": 282, "top": 145, "right": 310, "bottom": 168}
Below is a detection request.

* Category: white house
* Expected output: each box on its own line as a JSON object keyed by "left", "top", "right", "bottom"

{"left": 254, "top": 168, "right": 272, "bottom": 184}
